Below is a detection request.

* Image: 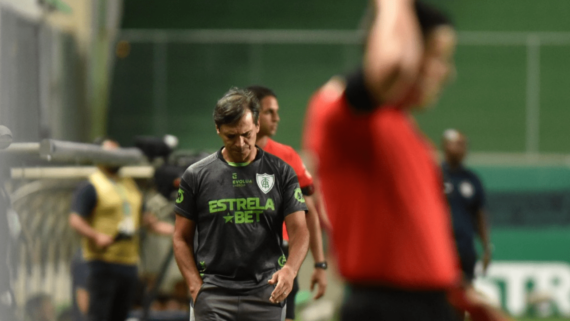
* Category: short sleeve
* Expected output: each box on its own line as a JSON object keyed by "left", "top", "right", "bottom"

{"left": 71, "top": 182, "right": 97, "bottom": 218}
{"left": 280, "top": 164, "right": 308, "bottom": 217}
{"left": 174, "top": 170, "right": 198, "bottom": 221}
{"left": 344, "top": 68, "right": 378, "bottom": 112}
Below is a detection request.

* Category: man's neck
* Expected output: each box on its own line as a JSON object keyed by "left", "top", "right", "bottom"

{"left": 445, "top": 159, "right": 462, "bottom": 171}
{"left": 256, "top": 135, "right": 270, "bottom": 149}
{"left": 222, "top": 147, "right": 258, "bottom": 165}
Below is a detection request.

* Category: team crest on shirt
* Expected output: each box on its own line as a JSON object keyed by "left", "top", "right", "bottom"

{"left": 460, "top": 181, "right": 474, "bottom": 198}
{"left": 256, "top": 173, "right": 275, "bottom": 194}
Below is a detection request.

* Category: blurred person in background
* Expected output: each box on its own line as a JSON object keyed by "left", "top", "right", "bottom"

{"left": 173, "top": 88, "right": 309, "bottom": 321}
{"left": 70, "top": 249, "right": 89, "bottom": 321}
{"left": 24, "top": 294, "right": 56, "bottom": 321}
{"left": 442, "top": 129, "right": 491, "bottom": 319}
{"left": 247, "top": 85, "right": 327, "bottom": 321}
{"left": 304, "top": 0, "right": 508, "bottom": 320}
{"left": 68, "top": 138, "right": 174, "bottom": 321}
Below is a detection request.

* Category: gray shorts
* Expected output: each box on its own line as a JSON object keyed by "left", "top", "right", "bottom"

{"left": 190, "top": 283, "right": 286, "bottom": 321}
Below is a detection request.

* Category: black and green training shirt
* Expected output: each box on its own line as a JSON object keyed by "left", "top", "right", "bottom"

{"left": 174, "top": 147, "right": 307, "bottom": 290}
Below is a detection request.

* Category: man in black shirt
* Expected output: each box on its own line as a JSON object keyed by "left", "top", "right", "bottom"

{"left": 173, "top": 88, "right": 309, "bottom": 321}
{"left": 441, "top": 129, "right": 491, "bottom": 283}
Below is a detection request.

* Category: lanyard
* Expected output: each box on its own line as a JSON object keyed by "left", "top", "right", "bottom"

{"left": 109, "top": 178, "right": 132, "bottom": 217}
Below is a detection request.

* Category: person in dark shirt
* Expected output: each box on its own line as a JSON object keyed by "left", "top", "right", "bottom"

{"left": 441, "top": 129, "right": 491, "bottom": 282}
{"left": 173, "top": 88, "right": 309, "bottom": 321}
{"left": 68, "top": 139, "right": 174, "bottom": 321}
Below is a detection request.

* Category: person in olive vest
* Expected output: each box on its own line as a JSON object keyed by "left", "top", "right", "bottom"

{"left": 68, "top": 138, "right": 173, "bottom": 321}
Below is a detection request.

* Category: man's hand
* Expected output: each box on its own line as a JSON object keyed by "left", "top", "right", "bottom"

{"left": 482, "top": 250, "right": 492, "bottom": 275}
{"left": 189, "top": 281, "right": 204, "bottom": 304}
{"left": 268, "top": 265, "right": 296, "bottom": 304}
{"left": 310, "top": 268, "right": 327, "bottom": 300}
{"left": 365, "top": 0, "right": 422, "bottom": 104}
{"left": 94, "top": 233, "right": 113, "bottom": 249}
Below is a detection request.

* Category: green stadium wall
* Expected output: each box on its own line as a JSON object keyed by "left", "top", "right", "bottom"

{"left": 109, "top": 0, "right": 570, "bottom": 153}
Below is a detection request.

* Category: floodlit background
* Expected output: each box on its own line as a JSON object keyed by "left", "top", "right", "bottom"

{"left": 2, "top": 0, "right": 570, "bottom": 320}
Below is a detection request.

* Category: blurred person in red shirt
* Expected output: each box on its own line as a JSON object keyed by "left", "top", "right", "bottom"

{"left": 304, "top": 1, "right": 509, "bottom": 320}
{"left": 248, "top": 85, "right": 327, "bottom": 321}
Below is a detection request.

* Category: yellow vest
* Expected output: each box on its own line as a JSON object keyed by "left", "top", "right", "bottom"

{"left": 82, "top": 169, "right": 142, "bottom": 265}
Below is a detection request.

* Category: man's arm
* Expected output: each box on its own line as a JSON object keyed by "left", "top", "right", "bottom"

{"left": 268, "top": 211, "right": 309, "bottom": 304}
{"left": 143, "top": 213, "right": 174, "bottom": 235}
{"left": 172, "top": 215, "right": 202, "bottom": 302}
{"left": 364, "top": 0, "right": 422, "bottom": 104}
{"left": 68, "top": 213, "right": 113, "bottom": 249}
{"left": 68, "top": 182, "right": 114, "bottom": 248}
{"left": 305, "top": 195, "right": 327, "bottom": 299}
{"left": 476, "top": 209, "right": 491, "bottom": 274}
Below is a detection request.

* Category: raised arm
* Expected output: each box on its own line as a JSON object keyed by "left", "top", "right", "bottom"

{"left": 364, "top": 0, "right": 422, "bottom": 104}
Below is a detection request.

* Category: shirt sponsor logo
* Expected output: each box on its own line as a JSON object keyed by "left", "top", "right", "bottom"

{"left": 232, "top": 173, "right": 253, "bottom": 188}
{"left": 256, "top": 173, "right": 275, "bottom": 194}
{"left": 209, "top": 197, "right": 275, "bottom": 224}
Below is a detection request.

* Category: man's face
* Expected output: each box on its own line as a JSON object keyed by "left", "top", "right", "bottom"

{"left": 258, "top": 96, "right": 280, "bottom": 137}
{"left": 216, "top": 110, "right": 260, "bottom": 162}
{"left": 101, "top": 140, "right": 121, "bottom": 173}
{"left": 415, "top": 26, "right": 457, "bottom": 109}
{"left": 443, "top": 131, "right": 467, "bottom": 165}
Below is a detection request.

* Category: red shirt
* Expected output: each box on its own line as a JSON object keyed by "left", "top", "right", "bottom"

{"left": 262, "top": 138, "right": 314, "bottom": 241}
{"left": 304, "top": 87, "right": 459, "bottom": 289}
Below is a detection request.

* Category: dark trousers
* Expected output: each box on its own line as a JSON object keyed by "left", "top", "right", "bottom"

{"left": 87, "top": 261, "right": 138, "bottom": 321}
{"left": 191, "top": 283, "right": 286, "bottom": 321}
{"left": 341, "top": 285, "right": 455, "bottom": 321}
{"left": 284, "top": 277, "right": 299, "bottom": 320}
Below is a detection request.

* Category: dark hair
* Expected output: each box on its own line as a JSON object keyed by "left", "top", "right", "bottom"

{"left": 361, "top": 0, "right": 453, "bottom": 41}
{"left": 246, "top": 85, "right": 277, "bottom": 102}
{"left": 415, "top": 1, "right": 453, "bottom": 36}
{"left": 213, "top": 87, "right": 260, "bottom": 127}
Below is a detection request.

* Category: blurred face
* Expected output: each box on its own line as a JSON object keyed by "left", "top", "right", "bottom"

{"left": 414, "top": 26, "right": 457, "bottom": 109}
{"left": 216, "top": 110, "right": 259, "bottom": 163}
{"left": 101, "top": 140, "right": 121, "bottom": 174}
{"left": 258, "top": 96, "right": 280, "bottom": 137}
{"left": 443, "top": 131, "right": 467, "bottom": 165}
